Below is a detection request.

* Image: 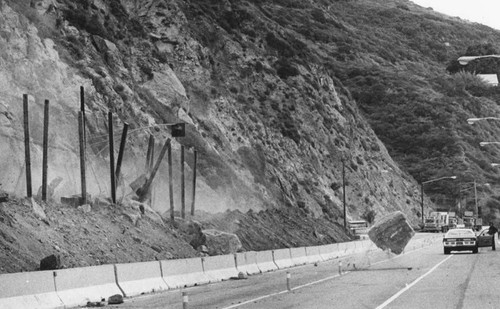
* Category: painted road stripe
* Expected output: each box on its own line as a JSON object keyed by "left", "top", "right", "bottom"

{"left": 221, "top": 273, "right": 344, "bottom": 309}
{"left": 375, "top": 255, "right": 453, "bottom": 309}
{"left": 221, "top": 240, "right": 441, "bottom": 309}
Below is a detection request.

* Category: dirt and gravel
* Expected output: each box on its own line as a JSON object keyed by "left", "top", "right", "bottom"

{"left": 0, "top": 193, "right": 351, "bottom": 274}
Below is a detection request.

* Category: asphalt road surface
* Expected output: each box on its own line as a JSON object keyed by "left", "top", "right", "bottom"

{"left": 100, "top": 235, "right": 500, "bottom": 309}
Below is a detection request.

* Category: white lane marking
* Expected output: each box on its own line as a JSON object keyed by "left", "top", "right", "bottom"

{"left": 221, "top": 239, "right": 442, "bottom": 309}
{"left": 221, "top": 289, "right": 289, "bottom": 309}
{"left": 375, "top": 255, "right": 453, "bottom": 309}
{"left": 221, "top": 273, "right": 345, "bottom": 309}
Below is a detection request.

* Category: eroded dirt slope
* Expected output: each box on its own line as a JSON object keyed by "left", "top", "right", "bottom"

{"left": 0, "top": 195, "right": 350, "bottom": 274}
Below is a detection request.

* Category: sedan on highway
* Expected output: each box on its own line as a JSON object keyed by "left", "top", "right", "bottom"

{"left": 443, "top": 228, "right": 477, "bottom": 254}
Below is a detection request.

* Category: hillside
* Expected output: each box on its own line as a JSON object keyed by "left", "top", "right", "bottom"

{"left": 1, "top": 0, "right": 500, "bottom": 273}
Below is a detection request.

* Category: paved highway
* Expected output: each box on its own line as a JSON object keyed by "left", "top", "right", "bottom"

{"left": 101, "top": 235, "right": 500, "bottom": 309}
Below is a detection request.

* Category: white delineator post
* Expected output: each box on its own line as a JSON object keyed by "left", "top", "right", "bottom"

{"left": 286, "top": 272, "right": 291, "bottom": 292}
{"left": 182, "top": 291, "right": 188, "bottom": 309}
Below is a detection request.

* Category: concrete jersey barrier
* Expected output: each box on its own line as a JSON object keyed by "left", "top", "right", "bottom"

{"left": 319, "top": 243, "right": 339, "bottom": 261}
{"left": 115, "top": 261, "right": 168, "bottom": 297}
{"left": 255, "top": 250, "right": 278, "bottom": 273}
{"left": 0, "top": 270, "right": 63, "bottom": 309}
{"left": 202, "top": 255, "right": 239, "bottom": 282}
{"left": 0, "top": 234, "right": 444, "bottom": 308}
{"left": 337, "top": 242, "right": 350, "bottom": 257}
{"left": 55, "top": 264, "right": 123, "bottom": 308}
{"left": 235, "top": 251, "right": 261, "bottom": 275}
{"left": 272, "top": 248, "right": 293, "bottom": 269}
{"left": 290, "top": 247, "right": 309, "bottom": 266}
{"left": 161, "top": 257, "right": 210, "bottom": 288}
{"left": 305, "top": 246, "right": 323, "bottom": 264}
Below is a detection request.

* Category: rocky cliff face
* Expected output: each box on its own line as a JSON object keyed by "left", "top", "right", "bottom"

{"left": 0, "top": 0, "right": 425, "bottom": 227}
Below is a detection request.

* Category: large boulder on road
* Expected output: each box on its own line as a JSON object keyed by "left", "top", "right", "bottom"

{"left": 368, "top": 211, "right": 415, "bottom": 255}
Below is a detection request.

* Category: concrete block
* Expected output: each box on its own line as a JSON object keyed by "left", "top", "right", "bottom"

{"left": 55, "top": 265, "right": 122, "bottom": 308}
{"left": 202, "top": 255, "right": 239, "bottom": 282}
{"left": 290, "top": 247, "right": 309, "bottom": 266}
{"left": 115, "top": 261, "right": 168, "bottom": 297}
{"left": 161, "top": 258, "right": 210, "bottom": 288}
{"left": 305, "top": 246, "right": 323, "bottom": 263}
{"left": 272, "top": 248, "right": 293, "bottom": 269}
{"left": 319, "top": 243, "right": 339, "bottom": 260}
{"left": 235, "top": 252, "right": 261, "bottom": 275}
{"left": 0, "top": 270, "right": 63, "bottom": 309}
{"left": 255, "top": 250, "right": 278, "bottom": 273}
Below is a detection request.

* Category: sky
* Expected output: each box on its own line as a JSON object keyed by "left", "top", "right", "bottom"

{"left": 410, "top": 0, "right": 500, "bottom": 31}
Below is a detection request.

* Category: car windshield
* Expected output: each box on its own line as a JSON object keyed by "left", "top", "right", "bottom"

{"left": 446, "top": 229, "right": 475, "bottom": 237}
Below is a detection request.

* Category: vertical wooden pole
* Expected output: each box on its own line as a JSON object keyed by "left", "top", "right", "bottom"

{"left": 80, "top": 87, "right": 85, "bottom": 114}
{"left": 41, "top": 100, "right": 49, "bottom": 201}
{"left": 80, "top": 86, "right": 86, "bottom": 153}
{"left": 23, "top": 94, "right": 32, "bottom": 198}
{"left": 108, "top": 111, "right": 116, "bottom": 204}
{"left": 145, "top": 134, "right": 154, "bottom": 172}
{"left": 420, "top": 183, "right": 424, "bottom": 226}
{"left": 181, "top": 145, "right": 185, "bottom": 219}
{"left": 190, "top": 150, "right": 197, "bottom": 216}
{"left": 78, "top": 112, "right": 87, "bottom": 205}
{"left": 80, "top": 86, "right": 85, "bottom": 131}
{"left": 115, "top": 123, "right": 129, "bottom": 185}
{"left": 168, "top": 143, "right": 174, "bottom": 222}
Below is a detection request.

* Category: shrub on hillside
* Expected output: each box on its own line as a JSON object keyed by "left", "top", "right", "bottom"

{"left": 310, "top": 8, "right": 327, "bottom": 24}
{"left": 464, "top": 43, "right": 498, "bottom": 56}
{"left": 278, "top": 112, "right": 301, "bottom": 144}
{"left": 274, "top": 59, "right": 299, "bottom": 79}
{"left": 237, "top": 146, "right": 267, "bottom": 185}
{"left": 265, "top": 32, "right": 295, "bottom": 58}
{"left": 440, "top": 71, "right": 490, "bottom": 97}
{"left": 63, "top": 10, "right": 108, "bottom": 38}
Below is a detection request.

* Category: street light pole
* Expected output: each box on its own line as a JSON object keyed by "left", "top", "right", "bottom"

{"left": 461, "top": 180, "right": 490, "bottom": 220}
{"left": 480, "top": 141, "right": 500, "bottom": 147}
{"left": 458, "top": 55, "right": 500, "bottom": 65}
{"left": 474, "top": 180, "right": 478, "bottom": 216}
{"left": 420, "top": 182, "right": 424, "bottom": 225}
{"left": 467, "top": 117, "right": 500, "bottom": 125}
{"left": 420, "top": 176, "right": 457, "bottom": 226}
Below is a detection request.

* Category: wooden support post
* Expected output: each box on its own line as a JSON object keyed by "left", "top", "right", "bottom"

{"left": 181, "top": 145, "right": 185, "bottom": 218}
{"left": 78, "top": 112, "right": 87, "bottom": 205}
{"left": 149, "top": 138, "right": 155, "bottom": 207}
{"left": 23, "top": 94, "right": 32, "bottom": 198}
{"left": 80, "top": 86, "right": 85, "bottom": 140}
{"left": 168, "top": 142, "right": 174, "bottom": 222}
{"left": 115, "top": 123, "right": 129, "bottom": 185}
{"left": 108, "top": 111, "right": 116, "bottom": 204}
{"left": 41, "top": 100, "right": 49, "bottom": 201}
{"left": 146, "top": 134, "right": 154, "bottom": 172}
{"left": 191, "top": 150, "right": 197, "bottom": 216}
{"left": 137, "top": 138, "right": 170, "bottom": 202}
{"left": 150, "top": 140, "right": 155, "bottom": 172}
